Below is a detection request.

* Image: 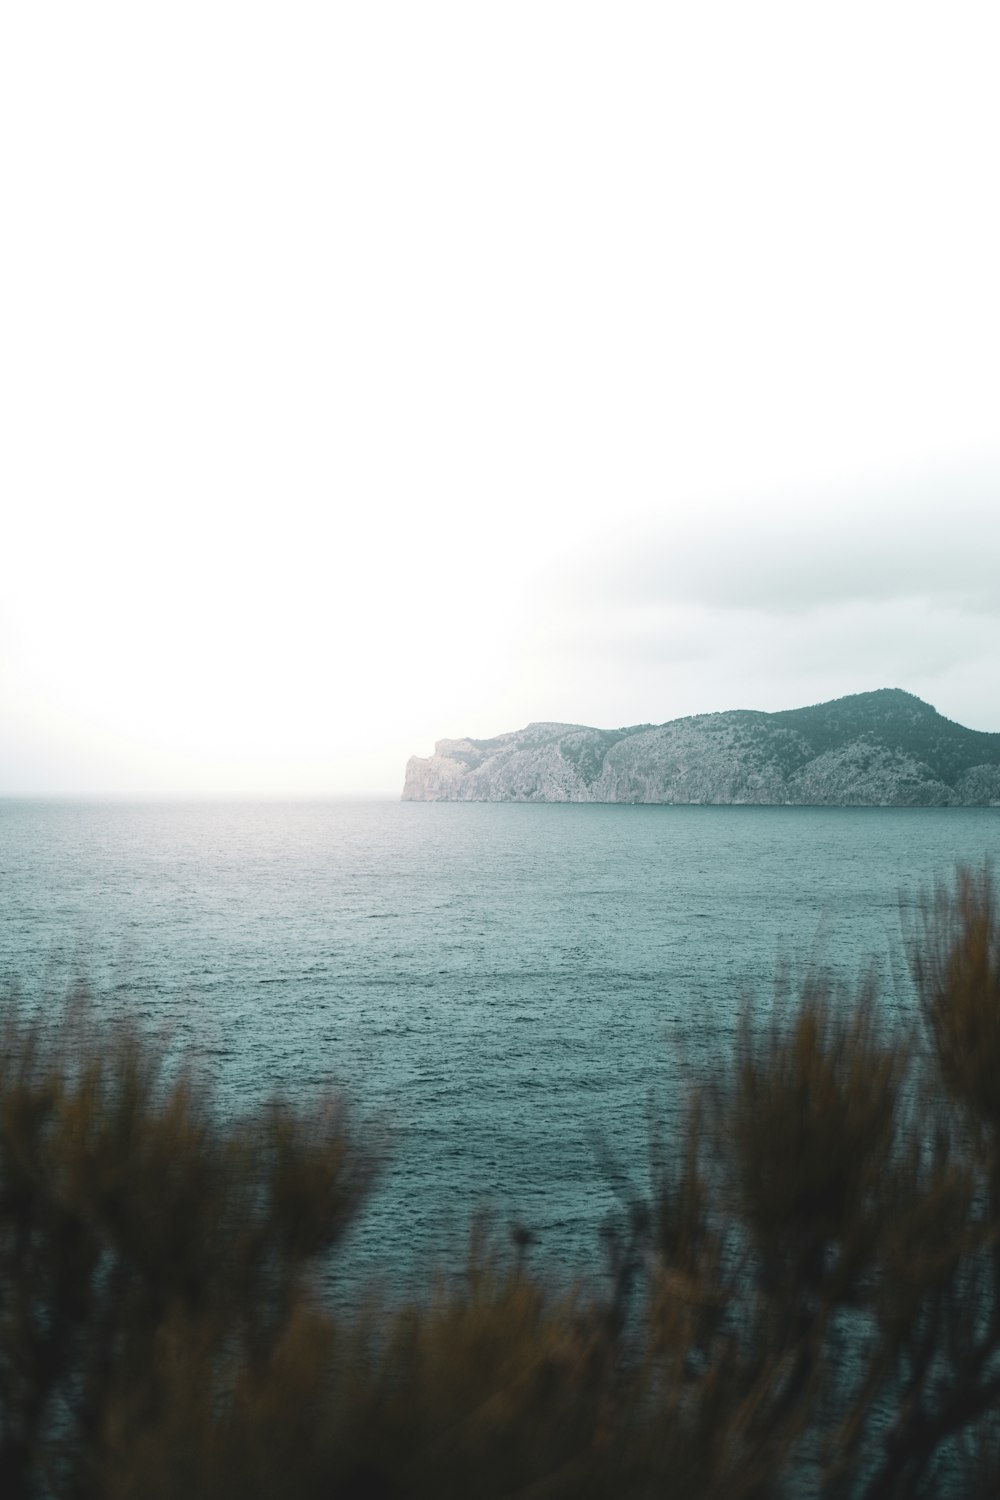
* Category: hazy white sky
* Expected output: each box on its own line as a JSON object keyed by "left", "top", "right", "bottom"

{"left": 3, "top": 1, "right": 999, "bottom": 796}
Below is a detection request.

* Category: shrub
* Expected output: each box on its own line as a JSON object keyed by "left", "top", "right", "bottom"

{"left": 0, "top": 998, "right": 376, "bottom": 1498}
{"left": 635, "top": 863, "right": 1000, "bottom": 1498}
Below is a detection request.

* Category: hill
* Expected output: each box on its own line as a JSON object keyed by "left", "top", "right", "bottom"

{"left": 402, "top": 690, "right": 1000, "bottom": 805}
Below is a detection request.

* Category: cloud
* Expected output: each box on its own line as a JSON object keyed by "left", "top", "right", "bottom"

{"left": 569, "top": 465, "right": 1000, "bottom": 619}
{"left": 511, "top": 467, "right": 1000, "bottom": 738}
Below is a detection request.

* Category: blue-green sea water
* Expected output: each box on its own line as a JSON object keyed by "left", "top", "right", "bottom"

{"left": 2, "top": 799, "right": 999, "bottom": 1290}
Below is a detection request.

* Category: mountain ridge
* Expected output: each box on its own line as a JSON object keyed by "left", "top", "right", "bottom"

{"left": 402, "top": 690, "right": 1000, "bottom": 806}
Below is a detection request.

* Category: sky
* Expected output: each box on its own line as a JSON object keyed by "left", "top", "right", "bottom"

{"left": 2, "top": 1, "right": 999, "bottom": 796}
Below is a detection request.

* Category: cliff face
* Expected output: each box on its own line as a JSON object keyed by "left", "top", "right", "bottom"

{"left": 402, "top": 691, "right": 1000, "bottom": 806}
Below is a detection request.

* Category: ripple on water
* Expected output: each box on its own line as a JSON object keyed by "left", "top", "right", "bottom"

{"left": 1, "top": 799, "right": 999, "bottom": 1291}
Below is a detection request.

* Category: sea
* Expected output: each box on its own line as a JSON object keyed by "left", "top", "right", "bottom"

{"left": 2, "top": 798, "right": 999, "bottom": 1296}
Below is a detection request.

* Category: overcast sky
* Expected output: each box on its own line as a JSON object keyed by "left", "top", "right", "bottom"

{"left": 2, "top": 2, "right": 999, "bottom": 796}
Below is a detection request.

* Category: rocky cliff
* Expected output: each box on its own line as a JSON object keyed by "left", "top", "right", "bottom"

{"left": 402, "top": 691, "right": 1000, "bottom": 806}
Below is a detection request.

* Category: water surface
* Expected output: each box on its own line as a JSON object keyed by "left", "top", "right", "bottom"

{"left": 2, "top": 800, "right": 998, "bottom": 1286}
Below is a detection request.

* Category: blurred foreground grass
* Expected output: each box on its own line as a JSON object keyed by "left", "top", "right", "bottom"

{"left": 1, "top": 867, "right": 1000, "bottom": 1498}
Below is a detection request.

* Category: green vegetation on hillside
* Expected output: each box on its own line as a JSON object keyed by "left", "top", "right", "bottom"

{"left": 3, "top": 868, "right": 1000, "bottom": 1496}
{"left": 771, "top": 689, "right": 1000, "bottom": 781}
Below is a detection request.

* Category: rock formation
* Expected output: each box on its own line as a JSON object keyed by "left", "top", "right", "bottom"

{"left": 402, "top": 690, "right": 1000, "bottom": 806}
